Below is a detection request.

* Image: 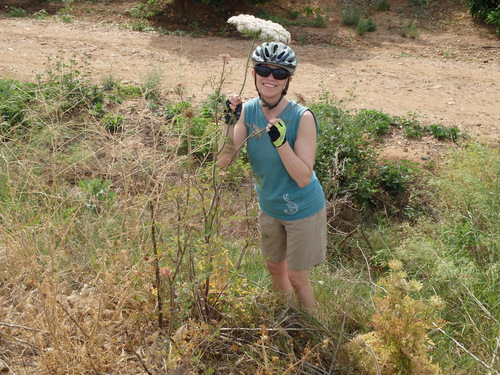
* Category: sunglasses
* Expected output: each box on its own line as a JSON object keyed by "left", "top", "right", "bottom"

{"left": 254, "top": 65, "right": 290, "bottom": 80}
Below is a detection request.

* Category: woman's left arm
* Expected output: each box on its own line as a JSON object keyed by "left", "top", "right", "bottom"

{"left": 273, "top": 110, "right": 317, "bottom": 188}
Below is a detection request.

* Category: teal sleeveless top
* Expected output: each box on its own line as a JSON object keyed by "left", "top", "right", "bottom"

{"left": 244, "top": 98, "right": 325, "bottom": 220}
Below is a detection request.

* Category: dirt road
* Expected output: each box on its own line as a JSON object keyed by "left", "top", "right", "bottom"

{"left": 1, "top": 11, "right": 499, "bottom": 161}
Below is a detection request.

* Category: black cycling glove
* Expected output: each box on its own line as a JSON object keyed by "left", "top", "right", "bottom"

{"left": 224, "top": 99, "right": 242, "bottom": 126}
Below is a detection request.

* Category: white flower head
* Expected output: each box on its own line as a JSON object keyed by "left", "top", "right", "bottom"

{"left": 227, "top": 14, "right": 291, "bottom": 44}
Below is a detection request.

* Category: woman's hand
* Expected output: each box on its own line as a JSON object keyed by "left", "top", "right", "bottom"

{"left": 224, "top": 94, "right": 243, "bottom": 125}
{"left": 266, "top": 118, "right": 287, "bottom": 148}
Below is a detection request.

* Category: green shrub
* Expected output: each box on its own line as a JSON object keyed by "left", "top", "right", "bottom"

{"left": 140, "top": 65, "right": 164, "bottom": 100}
{"left": 0, "top": 79, "right": 35, "bottom": 135}
{"left": 8, "top": 6, "right": 26, "bottom": 17}
{"left": 377, "top": 161, "right": 414, "bottom": 196}
{"left": 36, "top": 54, "right": 104, "bottom": 118}
{"left": 314, "top": 13, "right": 327, "bottom": 28}
{"left": 313, "top": 101, "right": 379, "bottom": 204}
{"left": 375, "top": 0, "right": 391, "bottom": 11}
{"left": 357, "top": 19, "right": 377, "bottom": 35}
{"left": 342, "top": 5, "right": 362, "bottom": 26}
{"left": 427, "top": 124, "right": 460, "bottom": 141}
{"left": 401, "top": 20, "right": 419, "bottom": 38}
{"left": 356, "top": 109, "right": 390, "bottom": 137}
{"left": 466, "top": 0, "right": 500, "bottom": 34}
{"left": 33, "top": 9, "right": 49, "bottom": 19}
{"left": 164, "top": 100, "right": 217, "bottom": 159}
{"left": 78, "top": 178, "right": 117, "bottom": 213}
{"left": 102, "top": 113, "right": 125, "bottom": 133}
{"left": 61, "top": 14, "right": 74, "bottom": 23}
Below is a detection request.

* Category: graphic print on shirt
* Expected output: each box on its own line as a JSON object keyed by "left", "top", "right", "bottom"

{"left": 283, "top": 194, "right": 299, "bottom": 215}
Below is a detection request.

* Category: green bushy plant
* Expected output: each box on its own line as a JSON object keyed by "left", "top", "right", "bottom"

{"left": 394, "top": 113, "right": 425, "bottom": 138}
{"left": 36, "top": 53, "right": 104, "bottom": 118}
{"left": 356, "top": 109, "right": 390, "bottom": 137}
{"left": 313, "top": 101, "right": 379, "bottom": 205}
{"left": 357, "top": 19, "right": 377, "bottom": 35}
{"left": 376, "top": 0, "right": 391, "bottom": 11}
{"left": 427, "top": 124, "right": 460, "bottom": 141}
{"left": 164, "top": 100, "right": 217, "bottom": 159}
{"left": 0, "top": 79, "right": 35, "bottom": 134}
{"left": 377, "top": 160, "right": 415, "bottom": 196}
{"left": 314, "top": 103, "right": 420, "bottom": 207}
{"left": 78, "top": 178, "right": 117, "bottom": 212}
{"left": 342, "top": 5, "right": 362, "bottom": 26}
{"left": 8, "top": 6, "right": 26, "bottom": 17}
{"left": 33, "top": 9, "right": 49, "bottom": 19}
{"left": 466, "top": 0, "right": 500, "bottom": 35}
{"left": 102, "top": 112, "right": 125, "bottom": 133}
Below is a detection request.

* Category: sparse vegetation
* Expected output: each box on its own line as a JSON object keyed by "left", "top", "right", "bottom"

{"left": 342, "top": 5, "right": 362, "bottom": 27}
{"left": 1, "top": 1, "right": 499, "bottom": 373}
{"left": 376, "top": 0, "right": 391, "bottom": 12}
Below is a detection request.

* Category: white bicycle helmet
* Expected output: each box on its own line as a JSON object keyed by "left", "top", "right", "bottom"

{"left": 251, "top": 42, "right": 297, "bottom": 74}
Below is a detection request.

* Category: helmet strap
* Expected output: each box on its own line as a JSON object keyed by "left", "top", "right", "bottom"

{"left": 260, "top": 93, "right": 284, "bottom": 110}
{"left": 254, "top": 75, "right": 289, "bottom": 110}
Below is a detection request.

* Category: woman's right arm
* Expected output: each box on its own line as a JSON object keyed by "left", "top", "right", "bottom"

{"left": 218, "top": 95, "right": 247, "bottom": 168}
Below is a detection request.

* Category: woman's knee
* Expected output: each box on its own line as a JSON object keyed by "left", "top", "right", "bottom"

{"left": 287, "top": 269, "right": 309, "bottom": 289}
{"left": 266, "top": 260, "right": 288, "bottom": 276}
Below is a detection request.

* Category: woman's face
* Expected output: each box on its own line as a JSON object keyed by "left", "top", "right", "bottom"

{"left": 253, "top": 64, "right": 292, "bottom": 99}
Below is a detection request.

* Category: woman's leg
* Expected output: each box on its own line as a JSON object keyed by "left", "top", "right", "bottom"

{"left": 266, "top": 259, "right": 292, "bottom": 299}
{"left": 266, "top": 260, "right": 315, "bottom": 311}
{"left": 288, "top": 268, "right": 315, "bottom": 311}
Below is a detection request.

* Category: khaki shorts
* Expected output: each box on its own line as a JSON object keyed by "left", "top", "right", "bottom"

{"left": 258, "top": 206, "right": 327, "bottom": 271}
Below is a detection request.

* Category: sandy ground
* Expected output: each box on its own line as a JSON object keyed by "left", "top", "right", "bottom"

{"left": 1, "top": 1, "right": 499, "bottom": 162}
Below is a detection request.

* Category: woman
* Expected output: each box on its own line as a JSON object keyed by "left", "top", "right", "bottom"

{"left": 218, "top": 42, "right": 326, "bottom": 311}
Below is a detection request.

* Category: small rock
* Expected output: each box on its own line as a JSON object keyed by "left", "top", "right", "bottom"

{"left": 422, "top": 156, "right": 432, "bottom": 161}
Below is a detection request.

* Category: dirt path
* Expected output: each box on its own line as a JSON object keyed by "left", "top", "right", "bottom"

{"left": 1, "top": 8, "right": 499, "bottom": 161}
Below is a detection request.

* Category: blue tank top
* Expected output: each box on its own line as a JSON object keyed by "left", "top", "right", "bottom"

{"left": 244, "top": 98, "right": 325, "bottom": 220}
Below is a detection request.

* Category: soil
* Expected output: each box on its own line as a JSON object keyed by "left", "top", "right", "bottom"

{"left": 1, "top": 0, "right": 499, "bottom": 164}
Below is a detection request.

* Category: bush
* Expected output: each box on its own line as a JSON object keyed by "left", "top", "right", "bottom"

{"left": 375, "top": 0, "right": 391, "bottom": 11}
{"left": 427, "top": 124, "right": 460, "bottom": 141}
{"left": 355, "top": 109, "right": 390, "bottom": 137}
{"left": 313, "top": 101, "right": 379, "bottom": 204}
{"left": 0, "top": 79, "right": 35, "bottom": 135}
{"left": 377, "top": 161, "right": 414, "bottom": 196}
{"left": 357, "top": 19, "right": 377, "bottom": 35}
{"left": 345, "top": 261, "right": 445, "bottom": 374}
{"left": 8, "top": 6, "right": 26, "bottom": 17}
{"left": 35, "top": 53, "right": 104, "bottom": 118}
{"left": 466, "top": 0, "right": 500, "bottom": 34}
{"left": 342, "top": 5, "right": 362, "bottom": 26}
{"left": 164, "top": 100, "right": 217, "bottom": 160}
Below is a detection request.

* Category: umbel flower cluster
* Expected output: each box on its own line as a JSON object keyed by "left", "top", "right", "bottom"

{"left": 227, "top": 14, "right": 291, "bottom": 44}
